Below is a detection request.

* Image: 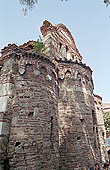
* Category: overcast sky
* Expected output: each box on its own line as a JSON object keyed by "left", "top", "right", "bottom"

{"left": 0, "top": 0, "right": 110, "bottom": 103}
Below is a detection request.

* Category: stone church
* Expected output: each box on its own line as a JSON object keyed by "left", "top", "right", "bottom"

{"left": 0, "top": 20, "right": 106, "bottom": 170}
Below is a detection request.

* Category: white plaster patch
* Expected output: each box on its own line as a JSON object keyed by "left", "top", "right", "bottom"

{"left": 13, "top": 128, "right": 25, "bottom": 138}
{"left": 0, "top": 122, "right": 9, "bottom": 135}
{"left": 19, "top": 67, "right": 26, "bottom": 75}
{"left": 0, "top": 96, "right": 8, "bottom": 112}
{"left": 0, "top": 122, "right": 2, "bottom": 135}
{"left": 0, "top": 83, "right": 14, "bottom": 96}
{"left": 34, "top": 107, "right": 39, "bottom": 117}
{"left": 34, "top": 70, "right": 41, "bottom": 76}
{"left": 46, "top": 75, "right": 52, "bottom": 81}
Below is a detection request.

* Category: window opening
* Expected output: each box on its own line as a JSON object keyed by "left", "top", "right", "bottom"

{"left": 15, "top": 141, "right": 21, "bottom": 147}
{"left": 28, "top": 112, "right": 34, "bottom": 117}
{"left": 66, "top": 45, "right": 69, "bottom": 53}
{"left": 80, "top": 118, "right": 84, "bottom": 123}
{"left": 50, "top": 116, "right": 54, "bottom": 148}
{"left": 59, "top": 43, "right": 62, "bottom": 50}
{"left": 96, "top": 127, "right": 98, "bottom": 133}
{"left": 77, "top": 136, "right": 81, "bottom": 140}
{"left": 92, "top": 110, "right": 96, "bottom": 125}
{"left": 51, "top": 116, "right": 53, "bottom": 129}
{"left": 102, "top": 132, "right": 105, "bottom": 138}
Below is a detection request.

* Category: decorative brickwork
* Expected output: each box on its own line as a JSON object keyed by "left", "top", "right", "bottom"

{"left": 40, "top": 20, "right": 82, "bottom": 62}
{"left": 0, "top": 20, "right": 106, "bottom": 170}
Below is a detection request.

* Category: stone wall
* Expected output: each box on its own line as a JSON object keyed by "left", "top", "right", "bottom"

{"left": 0, "top": 20, "right": 107, "bottom": 170}
{"left": 41, "top": 20, "right": 105, "bottom": 169}
{"left": 57, "top": 61, "right": 100, "bottom": 169}
{"left": 0, "top": 44, "right": 59, "bottom": 170}
{"left": 94, "top": 95, "right": 107, "bottom": 162}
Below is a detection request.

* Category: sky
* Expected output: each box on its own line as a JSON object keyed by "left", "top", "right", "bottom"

{"left": 0, "top": 0, "right": 110, "bottom": 103}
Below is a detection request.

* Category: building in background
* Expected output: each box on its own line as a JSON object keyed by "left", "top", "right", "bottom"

{"left": 103, "top": 103, "right": 110, "bottom": 113}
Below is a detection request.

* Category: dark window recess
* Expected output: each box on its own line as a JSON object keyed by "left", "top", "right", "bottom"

{"left": 107, "top": 149, "right": 110, "bottom": 155}
{"left": 99, "top": 101, "right": 101, "bottom": 105}
{"left": 96, "top": 127, "right": 98, "bottom": 133}
{"left": 0, "top": 65, "right": 3, "bottom": 71}
{"left": 77, "top": 136, "right": 81, "bottom": 140}
{"left": 93, "top": 126, "right": 95, "bottom": 131}
{"left": 102, "top": 132, "right": 105, "bottom": 137}
{"left": 24, "top": 96, "right": 30, "bottom": 98}
{"left": 20, "top": 96, "right": 23, "bottom": 98}
{"left": 80, "top": 118, "right": 84, "bottom": 123}
{"left": 66, "top": 45, "right": 69, "bottom": 53}
{"left": 92, "top": 110, "right": 96, "bottom": 125}
{"left": 28, "top": 112, "right": 34, "bottom": 117}
{"left": 59, "top": 43, "right": 62, "bottom": 50}
{"left": 15, "top": 141, "right": 21, "bottom": 147}
{"left": 51, "top": 116, "right": 53, "bottom": 129}
{"left": 72, "top": 54, "right": 74, "bottom": 60}
{"left": 94, "top": 140, "right": 97, "bottom": 148}
{"left": 94, "top": 101, "right": 97, "bottom": 105}
{"left": 4, "top": 159, "right": 10, "bottom": 170}
{"left": 50, "top": 116, "right": 54, "bottom": 148}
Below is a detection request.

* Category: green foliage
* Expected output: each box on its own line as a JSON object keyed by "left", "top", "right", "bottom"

{"left": 33, "top": 40, "right": 46, "bottom": 53}
{"left": 19, "top": 0, "right": 38, "bottom": 9}
{"left": 19, "top": 0, "right": 68, "bottom": 14}
{"left": 19, "top": 0, "right": 110, "bottom": 13}
{"left": 104, "top": 0, "right": 110, "bottom": 6}
{"left": 19, "top": 0, "right": 38, "bottom": 15}
{"left": 103, "top": 112, "right": 110, "bottom": 134}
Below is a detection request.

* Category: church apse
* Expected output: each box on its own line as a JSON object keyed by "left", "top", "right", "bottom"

{"left": 0, "top": 20, "right": 106, "bottom": 170}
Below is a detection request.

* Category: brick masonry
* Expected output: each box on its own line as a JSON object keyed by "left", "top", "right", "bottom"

{"left": 0, "top": 20, "right": 106, "bottom": 170}
{"left": 94, "top": 95, "right": 107, "bottom": 162}
{"left": 0, "top": 47, "right": 59, "bottom": 170}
